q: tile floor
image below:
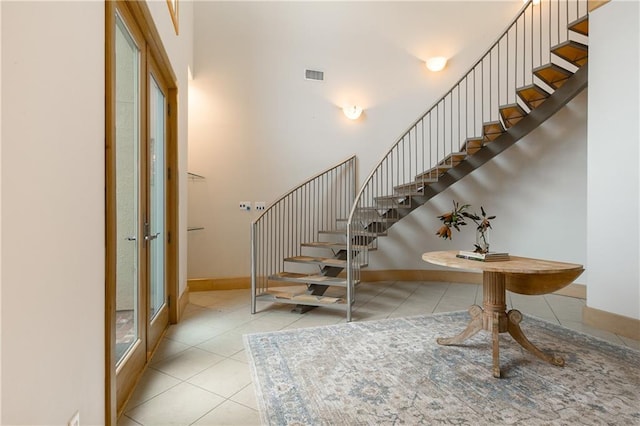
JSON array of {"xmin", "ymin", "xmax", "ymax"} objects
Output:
[{"xmin": 118, "ymin": 281, "xmax": 639, "ymax": 426}]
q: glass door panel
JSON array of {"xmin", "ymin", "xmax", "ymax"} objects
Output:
[
  {"xmin": 114, "ymin": 14, "xmax": 140, "ymax": 366},
  {"xmin": 148, "ymin": 75, "xmax": 166, "ymax": 321}
]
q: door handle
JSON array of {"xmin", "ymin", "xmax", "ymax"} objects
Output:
[{"xmin": 145, "ymin": 232, "xmax": 160, "ymax": 241}]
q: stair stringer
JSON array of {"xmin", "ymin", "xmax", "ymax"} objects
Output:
[{"xmin": 416, "ymin": 64, "xmax": 588, "ymax": 206}]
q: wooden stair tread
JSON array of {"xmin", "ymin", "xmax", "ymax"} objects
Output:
[
  {"xmin": 284, "ymin": 255, "xmax": 347, "ymax": 267},
  {"xmin": 374, "ymin": 196, "xmax": 411, "ymax": 209},
  {"xmin": 301, "ymin": 241, "xmax": 374, "ymax": 250},
  {"xmin": 337, "ymin": 216, "xmax": 397, "ymax": 224},
  {"xmin": 569, "ymin": 15, "xmax": 588, "ymax": 36},
  {"xmin": 258, "ymin": 289, "xmax": 346, "ymax": 305},
  {"xmin": 394, "ymin": 180, "xmax": 434, "ymax": 194},
  {"xmin": 552, "ymin": 40, "xmax": 588, "ymax": 67},
  {"xmin": 440, "ymin": 152, "xmax": 467, "ymax": 167},
  {"xmin": 319, "ymin": 229, "xmax": 385, "ymax": 237},
  {"xmin": 269, "ymin": 272, "xmax": 348, "ymax": 286},
  {"xmin": 415, "ymin": 165, "xmax": 451, "ymax": 180},
  {"xmin": 517, "ymin": 84, "xmax": 550, "ymax": 110},
  {"xmin": 499, "ymin": 103, "xmax": 527, "ymax": 128},
  {"xmin": 460, "ymin": 138, "xmax": 484, "ymax": 155},
  {"xmin": 483, "ymin": 121, "xmax": 505, "ymax": 142},
  {"xmin": 534, "ymin": 63, "xmax": 573, "ymax": 89}
]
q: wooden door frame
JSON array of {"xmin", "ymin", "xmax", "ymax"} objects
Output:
[{"xmin": 105, "ymin": 1, "xmax": 179, "ymax": 424}]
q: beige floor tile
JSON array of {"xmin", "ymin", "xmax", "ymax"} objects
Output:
[
  {"xmin": 117, "ymin": 415, "xmax": 141, "ymax": 426},
  {"xmin": 544, "ymin": 294, "xmax": 585, "ymax": 321},
  {"xmin": 121, "ymin": 283, "xmax": 638, "ymax": 425},
  {"xmin": 280, "ymin": 308, "xmax": 346, "ymax": 329},
  {"xmin": 619, "ymin": 335, "xmax": 640, "ymax": 350},
  {"xmin": 151, "ymin": 347, "xmax": 225, "ymax": 380},
  {"xmin": 229, "ymin": 384, "xmax": 258, "ymax": 410},
  {"xmin": 188, "ymin": 358, "xmax": 253, "ymax": 398},
  {"xmin": 230, "ymin": 348, "xmax": 249, "ymax": 364},
  {"xmin": 192, "ymin": 400, "xmax": 261, "ymax": 426},
  {"xmin": 124, "ymin": 369, "xmax": 181, "ymax": 410},
  {"xmin": 163, "ymin": 322, "xmax": 223, "ymax": 347},
  {"xmin": 560, "ymin": 320, "xmax": 626, "ymax": 345},
  {"xmin": 125, "ymin": 382, "xmax": 224, "ymax": 426},
  {"xmin": 197, "ymin": 331, "xmax": 246, "ymax": 357},
  {"xmin": 149, "ymin": 338, "xmax": 190, "ymax": 365},
  {"xmin": 190, "ymin": 292, "xmax": 223, "ymax": 308}
]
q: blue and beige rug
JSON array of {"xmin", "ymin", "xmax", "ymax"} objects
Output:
[{"xmin": 244, "ymin": 311, "xmax": 640, "ymax": 425}]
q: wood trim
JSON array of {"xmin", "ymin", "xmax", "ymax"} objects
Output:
[
  {"xmin": 166, "ymin": 0, "xmax": 179, "ymax": 35},
  {"xmin": 188, "ymin": 277, "xmax": 251, "ymax": 292},
  {"xmin": 115, "ymin": 340, "xmax": 145, "ymax": 416},
  {"xmin": 127, "ymin": 1, "xmax": 177, "ymax": 86},
  {"xmin": 583, "ymin": 305, "xmax": 640, "ymax": 341},
  {"xmin": 104, "ymin": 3, "xmax": 116, "ymax": 423},
  {"xmin": 588, "ymin": 0, "xmax": 610, "ymax": 12},
  {"xmin": 178, "ymin": 285, "xmax": 190, "ymax": 321},
  {"xmin": 167, "ymin": 86, "xmax": 179, "ymax": 325},
  {"xmin": 189, "ymin": 270, "xmax": 586, "ymax": 300}
]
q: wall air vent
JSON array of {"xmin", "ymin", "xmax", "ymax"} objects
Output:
[{"xmin": 305, "ymin": 69, "xmax": 324, "ymax": 81}]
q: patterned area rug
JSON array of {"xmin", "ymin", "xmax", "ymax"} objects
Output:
[{"xmin": 244, "ymin": 311, "xmax": 640, "ymax": 425}]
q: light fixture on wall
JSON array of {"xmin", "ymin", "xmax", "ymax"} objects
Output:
[
  {"xmin": 343, "ymin": 105, "xmax": 363, "ymax": 120},
  {"xmin": 425, "ymin": 56, "xmax": 448, "ymax": 72}
]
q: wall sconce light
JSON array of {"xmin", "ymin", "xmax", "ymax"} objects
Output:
[
  {"xmin": 343, "ymin": 105, "xmax": 363, "ymax": 120},
  {"xmin": 425, "ymin": 56, "xmax": 448, "ymax": 72}
]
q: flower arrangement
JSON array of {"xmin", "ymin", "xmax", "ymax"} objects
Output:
[
  {"xmin": 436, "ymin": 200, "xmax": 496, "ymax": 253},
  {"xmin": 436, "ymin": 201, "xmax": 470, "ymax": 240}
]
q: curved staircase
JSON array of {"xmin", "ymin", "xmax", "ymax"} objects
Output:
[{"xmin": 251, "ymin": 0, "xmax": 589, "ymax": 321}]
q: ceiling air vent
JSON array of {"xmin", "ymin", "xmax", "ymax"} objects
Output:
[{"xmin": 305, "ymin": 69, "xmax": 324, "ymax": 81}]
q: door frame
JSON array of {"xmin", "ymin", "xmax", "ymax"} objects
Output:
[{"xmin": 105, "ymin": 1, "xmax": 179, "ymax": 423}]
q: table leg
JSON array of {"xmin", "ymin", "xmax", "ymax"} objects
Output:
[
  {"xmin": 436, "ymin": 305, "xmax": 483, "ymax": 345},
  {"xmin": 491, "ymin": 311, "xmax": 501, "ymax": 378},
  {"xmin": 507, "ymin": 309, "xmax": 565, "ymax": 367}
]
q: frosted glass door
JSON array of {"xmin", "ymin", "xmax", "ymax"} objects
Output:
[
  {"xmin": 148, "ymin": 76, "xmax": 166, "ymax": 321},
  {"xmin": 114, "ymin": 14, "xmax": 140, "ymax": 366}
]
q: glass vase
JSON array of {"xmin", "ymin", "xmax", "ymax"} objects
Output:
[{"xmin": 476, "ymin": 228, "xmax": 490, "ymax": 253}]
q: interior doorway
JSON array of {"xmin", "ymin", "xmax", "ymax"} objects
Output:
[{"xmin": 105, "ymin": 1, "xmax": 179, "ymax": 423}]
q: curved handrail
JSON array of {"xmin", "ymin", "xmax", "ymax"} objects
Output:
[
  {"xmin": 252, "ymin": 155, "xmax": 356, "ymax": 225},
  {"xmin": 346, "ymin": 0, "xmax": 589, "ymax": 290}
]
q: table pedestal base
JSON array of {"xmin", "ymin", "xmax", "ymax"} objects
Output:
[{"xmin": 437, "ymin": 271, "xmax": 565, "ymax": 378}]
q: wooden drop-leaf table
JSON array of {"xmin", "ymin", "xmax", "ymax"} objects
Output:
[{"xmin": 422, "ymin": 250, "xmax": 584, "ymax": 378}]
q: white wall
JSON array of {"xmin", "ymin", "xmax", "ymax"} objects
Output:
[
  {"xmin": 587, "ymin": 0, "xmax": 640, "ymax": 320},
  {"xmin": 0, "ymin": 1, "xmax": 194, "ymax": 423},
  {"xmin": 1, "ymin": 2, "xmax": 105, "ymax": 424},
  {"xmin": 187, "ymin": 1, "xmax": 524, "ymax": 279}
]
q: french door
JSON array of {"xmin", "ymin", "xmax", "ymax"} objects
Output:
[{"xmin": 106, "ymin": 2, "xmax": 177, "ymax": 422}]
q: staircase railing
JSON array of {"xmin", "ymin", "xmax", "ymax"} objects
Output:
[
  {"xmin": 346, "ymin": 0, "xmax": 588, "ymax": 291},
  {"xmin": 251, "ymin": 155, "xmax": 357, "ymax": 314}
]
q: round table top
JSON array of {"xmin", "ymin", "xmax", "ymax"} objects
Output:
[{"xmin": 422, "ymin": 250, "xmax": 584, "ymax": 275}]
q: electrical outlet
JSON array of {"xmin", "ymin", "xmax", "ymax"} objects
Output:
[
  {"xmin": 68, "ymin": 411, "xmax": 80, "ymax": 426},
  {"xmin": 239, "ymin": 201, "xmax": 251, "ymax": 211},
  {"xmin": 255, "ymin": 201, "xmax": 266, "ymax": 211}
]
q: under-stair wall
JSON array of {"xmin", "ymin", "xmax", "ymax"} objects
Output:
[{"xmin": 188, "ymin": 1, "xmax": 524, "ymax": 280}]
